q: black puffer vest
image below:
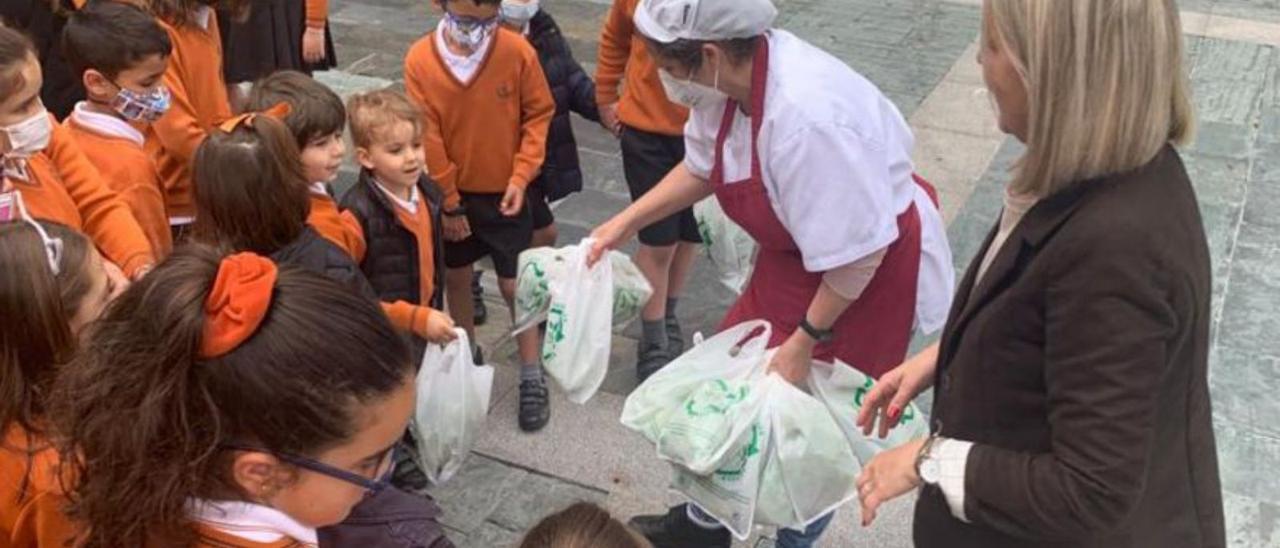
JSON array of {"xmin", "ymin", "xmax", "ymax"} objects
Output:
[
  {"xmin": 340, "ymin": 170, "xmax": 446, "ymax": 310},
  {"xmin": 527, "ymin": 9, "xmax": 600, "ymax": 201}
]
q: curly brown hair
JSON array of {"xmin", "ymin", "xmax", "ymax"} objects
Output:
[{"xmin": 50, "ymin": 245, "xmax": 412, "ymax": 547}]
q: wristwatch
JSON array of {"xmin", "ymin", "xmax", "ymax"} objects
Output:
[
  {"xmin": 799, "ymin": 318, "xmax": 834, "ymax": 343},
  {"xmin": 915, "ymin": 434, "xmax": 943, "ymax": 485}
]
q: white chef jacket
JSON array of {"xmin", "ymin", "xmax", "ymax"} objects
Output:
[{"xmin": 683, "ymin": 29, "xmax": 955, "ymax": 334}]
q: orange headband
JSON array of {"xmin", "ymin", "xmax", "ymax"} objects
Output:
[
  {"xmin": 199, "ymin": 253, "xmax": 278, "ymax": 359},
  {"xmin": 217, "ymin": 102, "xmax": 293, "ymax": 133}
]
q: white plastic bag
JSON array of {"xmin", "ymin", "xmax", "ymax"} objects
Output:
[
  {"xmin": 671, "ymin": 414, "xmax": 771, "ymax": 539},
  {"xmin": 514, "ymin": 247, "xmax": 652, "ymax": 336},
  {"xmin": 808, "ymin": 360, "xmax": 929, "ymax": 464},
  {"xmin": 754, "ymin": 377, "xmax": 859, "ymax": 529},
  {"xmin": 694, "ymin": 197, "xmax": 757, "ymax": 294},
  {"xmin": 412, "ymin": 329, "xmax": 494, "ymax": 485},
  {"xmin": 541, "ymin": 239, "xmax": 614, "ymax": 404},
  {"xmin": 621, "ymin": 321, "xmax": 773, "ymax": 443}
]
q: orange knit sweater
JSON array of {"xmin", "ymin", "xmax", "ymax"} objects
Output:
[
  {"xmin": 11, "ymin": 119, "xmax": 156, "ymax": 276},
  {"xmin": 65, "ymin": 115, "xmax": 173, "ymax": 258},
  {"xmin": 307, "ymin": 191, "xmax": 366, "ymax": 262},
  {"xmin": 594, "ymin": 0, "xmax": 689, "ymax": 136},
  {"xmin": 147, "ymin": 14, "xmax": 232, "ymax": 220},
  {"xmin": 403, "ymin": 28, "xmax": 555, "ymax": 210}
]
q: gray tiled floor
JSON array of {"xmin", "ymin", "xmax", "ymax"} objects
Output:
[{"xmin": 318, "ymin": 0, "xmax": 1280, "ymax": 545}]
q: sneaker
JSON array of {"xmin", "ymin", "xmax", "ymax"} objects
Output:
[
  {"xmin": 518, "ymin": 376, "xmax": 550, "ymax": 432},
  {"xmin": 636, "ymin": 341, "xmax": 674, "ymax": 383},
  {"xmin": 665, "ymin": 315, "xmax": 685, "ymax": 357},
  {"xmin": 628, "ymin": 505, "xmax": 730, "ymax": 548},
  {"xmin": 472, "ymin": 271, "xmax": 488, "ymax": 326}
]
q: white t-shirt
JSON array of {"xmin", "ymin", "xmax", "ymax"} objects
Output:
[{"xmin": 683, "ymin": 29, "xmax": 955, "ymax": 334}]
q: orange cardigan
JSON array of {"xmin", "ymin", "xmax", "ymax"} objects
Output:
[
  {"xmin": 403, "ymin": 28, "xmax": 555, "ymax": 210},
  {"xmin": 308, "ymin": 191, "xmax": 367, "ymax": 262},
  {"xmin": 148, "ymin": 14, "xmax": 232, "ymax": 220},
  {"xmin": 11, "ymin": 119, "xmax": 156, "ymax": 276},
  {"xmin": 594, "ymin": 0, "xmax": 688, "ymax": 136},
  {"xmin": 305, "ymin": 0, "xmax": 327, "ymax": 29},
  {"xmin": 65, "ymin": 115, "xmax": 174, "ymax": 258}
]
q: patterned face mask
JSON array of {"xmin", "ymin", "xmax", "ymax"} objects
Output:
[
  {"xmin": 445, "ymin": 12, "xmax": 498, "ymax": 51},
  {"xmin": 111, "ymin": 84, "xmax": 172, "ymax": 123}
]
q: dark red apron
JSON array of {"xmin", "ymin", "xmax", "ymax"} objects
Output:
[{"xmin": 712, "ymin": 38, "xmax": 932, "ymax": 379}]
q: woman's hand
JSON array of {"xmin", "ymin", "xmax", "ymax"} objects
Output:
[
  {"xmin": 856, "ymin": 343, "xmax": 938, "ymax": 439},
  {"xmin": 587, "ymin": 212, "xmax": 636, "ymax": 266},
  {"xmin": 302, "ymin": 27, "xmax": 327, "ymax": 64},
  {"xmin": 767, "ymin": 331, "xmax": 815, "ymax": 385},
  {"xmin": 857, "ymin": 437, "xmax": 926, "ymax": 527}
]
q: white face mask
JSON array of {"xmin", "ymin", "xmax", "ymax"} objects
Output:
[
  {"xmin": 2, "ymin": 108, "xmax": 53, "ymax": 157},
  {"xmin": 658, "ymin": 56, "xmax": 726, "ymax": 109},
  {"xmin": 500, "ymin": 0, "xmax": 539, "ymax": 26}
]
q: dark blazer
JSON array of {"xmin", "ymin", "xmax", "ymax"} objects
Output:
[
  {"xmin": 916, "ymin": 146, "xmax": 1225, "ymax": 548},
  {"xmin": 527, "ymin": 9, "xmax": 600, "ymax": 201}
]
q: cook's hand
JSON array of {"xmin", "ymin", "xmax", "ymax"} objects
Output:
[
  {"xmin": 599, "ymin": 102, "xmax": 622, "ymax": 136},
  {"xmin": 857, "ymin": 437, "xmax": 926, "ymax": 527},
  {"xmin": 500, "ymin": 183, "xmax": 525, "ymax": 217},
  {"xmin": 302, "ymin": 27, "xmax": 327, "ymax": 64},
  {"xmin": 587, "ymin": 212, "xmax": 635, "ymax": 266},
  {"xmin": 443, "ymin": 215, "xmax": 471, "ymax": 242},
  {"xmin": 856, "ymin": 350, "xmax": 937, "ymax": 439},
  {"xmin": 766, "ymin": 332, "xmax": 815, "ymax": 385}
]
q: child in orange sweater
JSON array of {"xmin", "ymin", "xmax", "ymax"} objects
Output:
[
  {"xmin": 405, "ymin": 0, "xmax": 555, "ymax": 433},
  {"xmin": 244, "ymin": 70, "xmax": 365, "ymax": 261},
  {"xmin": 143, "ymin": 0, "xmax": 240, "ymax": 237},
  {"xmin": 0, "ymin": 23, "xmax": 156, "ymax": 279},
  {"xmin": 61, "ymin": 0, "xmax": 174, "ymax": 258},
  {"xmin": 2, "ymin": 220, "xmax": 120, "ymax": 547},
  {"xmin": 595, "ymin": 0, "xmax": 697, "ymax": 380}
]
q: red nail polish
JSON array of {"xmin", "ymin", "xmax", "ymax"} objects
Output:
[{"xmin": 888, "ymin": 406, "xmax": 901, "ymax": 420}]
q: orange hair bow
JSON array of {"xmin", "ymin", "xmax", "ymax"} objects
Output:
[
  {"xmin": 199, "ymin": 253, "xmax": 279, "ymax": 359},
  {"xmin": 217, "ymin": 102, "xmax": 293, "ymax": 133}
]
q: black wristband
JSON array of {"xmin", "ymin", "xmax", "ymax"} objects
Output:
[{"xmin": 799, "ymin": 318, "xmax": 834, "ymax": 343}]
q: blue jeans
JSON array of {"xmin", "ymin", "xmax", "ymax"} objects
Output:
[
  {"xmin": 689, "ymin": 505, "xmax": 834, "ymax": 548},
  {"xmin": 776, "ymin": 512, "xmax": 834, "ymax": 548}
]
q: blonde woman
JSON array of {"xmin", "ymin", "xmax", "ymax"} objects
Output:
[{"xmin": 854, "ymin": 1, "xmax": 1226, "ymax": 546}]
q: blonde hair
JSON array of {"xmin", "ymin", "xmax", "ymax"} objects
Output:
[
  {"xmin": 346, "ymin": 89, "xmax": 424, "ymax": 149},
  {"xmin": 985, "ymin": 0, "xmax": 1195, "ymax": 196}
]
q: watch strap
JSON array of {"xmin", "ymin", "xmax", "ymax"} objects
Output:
[{"xmin": 799, "ymin": 318, "xmax": 834, "ymax": 343}]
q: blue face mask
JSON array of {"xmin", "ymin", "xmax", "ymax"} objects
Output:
[
  {"xmin": 499, "ymin": 0, "xmax": 539, "ymax": 27},
  {"xmin": 111, "ymin": 84, "xmax": 172, "ymax": 123},
  {"xmin": 445, "ymin": 12, "xmax": 498, "ymax": 51}
]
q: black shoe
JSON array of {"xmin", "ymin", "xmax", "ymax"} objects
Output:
[
  {"xmin": 636, "ymin": 341, "xmax": 674, "ymax": 383},
  {"xmin": 472, "ymin": 346, "xmax": 485, "ymax": 366},
  {"xmin": 665, "ymin": 315, "xmax": 685, "ymax": 357},
  {"xmin": 628, "ymin": 505, "xmax": 730, "ymax": 548},
  {"xmin": 518, "ymin": 376, "xmax": 550, "ymax": 432},
  {"xmin": 389, "ymin": 442, "xmax": 430, "ymax": 493},
  {"xmin": 472, "ymin": 271, "xmax": 488, "ymax": 326}
]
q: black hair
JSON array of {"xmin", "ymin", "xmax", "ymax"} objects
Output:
[
  {"xmin": 62, "ymin": 0, "xmax": 172, "ymax": 81},
  {"xmin": 646, "ymin": 36, "xmax": 761, "ymax": 72}
]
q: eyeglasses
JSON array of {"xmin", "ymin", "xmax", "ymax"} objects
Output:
[
  {"xmin": 221, "ymin": 442, "xmax": 394, "ymax": 496},
  {"xmin": 0, "ymin": 190, "xmax": 64, "ymax": 275}
]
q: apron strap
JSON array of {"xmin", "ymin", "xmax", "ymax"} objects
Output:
[{"xmin": 711, "ymin": 36, "xmax": 772, "ymax": 186}]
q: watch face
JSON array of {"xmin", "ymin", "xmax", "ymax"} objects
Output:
[{"xmin": 921, "ymin": 459, "xmax": 942, "ymax": 484}]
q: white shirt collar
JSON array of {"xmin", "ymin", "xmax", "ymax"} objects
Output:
[
  {"xmin": 374, "ymin": 177, "xmax": 420, "ymax": 214},
  {"xmin": 187, "ymin": 499, "xmax": 319, "ymax": 546},
  {"xmin": 434, "ymin": 19, "xmax": 494, "ymax": 83},
  {"xmin": 309, "ymin": 182, "xmax": 330, "ymax": 196},
  {"xmin": 194, "ymin": 6, "xmax": 214, "ymax": 30},
  {"xmin": 69, "ymin": 102, "xmax": 145, "ymax": 146}
]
